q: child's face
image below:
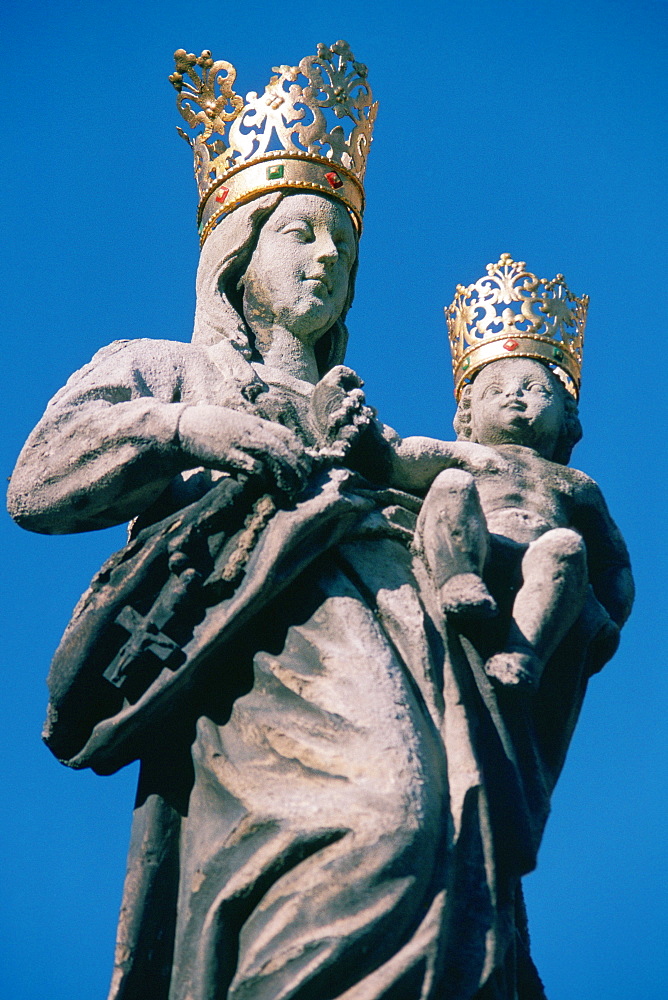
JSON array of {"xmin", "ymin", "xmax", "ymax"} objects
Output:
[{"xmin": 469, "ymin": 359, "xmax": 565, "ymax": 458}]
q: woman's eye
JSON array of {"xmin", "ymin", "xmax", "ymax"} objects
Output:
[
  {"xmin": 281, "ymin": 225, "xmax": 312, "ymax": 241},
  {"xmin": 483, "ymin": 385, "xmax": 502, "ymax": 396}
]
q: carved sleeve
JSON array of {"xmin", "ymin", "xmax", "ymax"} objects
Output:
[{"xmin": 7, "ymin": 340, "xmax": 195, "ymax": 534}]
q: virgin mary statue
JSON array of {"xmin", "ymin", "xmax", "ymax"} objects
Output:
[{"xmin": 7, "ymin": 41, "xmax": 628, "ymax": 1000}]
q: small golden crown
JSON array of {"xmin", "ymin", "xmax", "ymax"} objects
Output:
[
  {"xmin": 445, "ymin": 253, "xmax": 588, "ymax": 401},
  {"xmin": 169, "ymin": 40, "xmax": 377, "ymax": 246}
]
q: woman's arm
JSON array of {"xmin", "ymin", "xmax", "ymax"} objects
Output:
[
  {"xmin": 8, "ymin": 340, "xmax": 309, "ymax": 534},
  {"xmin": 571, "ymin": 476, "xmax": 635, "ymax": 627},
  {"xmin": 8, "ymin": 393, "xmax": 192, "ymax": 533}
]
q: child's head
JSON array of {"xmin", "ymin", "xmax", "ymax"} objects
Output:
[{"xmin": 453, "ymin": 358, "xmax": 582, "ymax": 463}]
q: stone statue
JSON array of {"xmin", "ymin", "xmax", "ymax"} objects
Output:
[{"xmin": 7, "ymin": 42, "xmax": 633, "ymax": 1000}]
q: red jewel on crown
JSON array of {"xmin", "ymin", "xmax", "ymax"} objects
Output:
[
  {"xmin": 324, "ymin": 171, "xmax": 343, "ymax": 190},
  {"xmin": 503, "ymin": 339, "xmax": 519, "ymax": 351},
  {"xmin": 215, "ymin": 187, "xmax": 229, "ymax": 204}
]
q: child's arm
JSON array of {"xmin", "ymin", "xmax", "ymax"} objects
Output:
[
  {"xmin": 307, "ymin": 370, "xmax": 481, "ymax": 492},
  {"xmin": 381, "ymin": 425, "xmax": 477, "ymax": 492},
  {"xmin": 572, "ymin": 476, "xmax": 634, "ymax": 627}
]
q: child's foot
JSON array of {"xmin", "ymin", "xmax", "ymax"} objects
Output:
[
  {"xmin": 440, "ymin": 573, "xmax": 498, "ymax": 621},
  {"xmin": 484, "ymin": 651, "xmax": 542, "ymax": 691}
]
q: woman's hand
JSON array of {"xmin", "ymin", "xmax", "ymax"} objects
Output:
[
  {"xmin": 178, "ymin": 405, "xmax": 312, "ymax": 495},
  {"xmin": 310, "ymin": 365, "xmax": 375, "ymax": 459}
]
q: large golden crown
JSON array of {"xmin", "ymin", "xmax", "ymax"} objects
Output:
[
  {"xmin": 446, "ymin": 253, "xmax": 588, "ymax": 401},
  {"xmin": 170, "ymin": 40, "xmax": 377, "ymax": 246}
]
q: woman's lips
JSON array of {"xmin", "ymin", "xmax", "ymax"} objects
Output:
[{"xmin": 305, "ymin": 275, "xmax": 332, "ymax": 293}]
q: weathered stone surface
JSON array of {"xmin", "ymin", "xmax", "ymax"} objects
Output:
[{"xmin": 8, "ymin": 191, "xmax": 633, "ymax": 999}]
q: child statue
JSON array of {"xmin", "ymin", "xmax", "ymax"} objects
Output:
[{"xmin": 384, "ymin": 253, "xmax": 634, "ymax": 690}]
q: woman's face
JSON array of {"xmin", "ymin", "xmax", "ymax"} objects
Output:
[{"xmin": 241, "ymin": 193, "xmax": 357, "ymax": 344}]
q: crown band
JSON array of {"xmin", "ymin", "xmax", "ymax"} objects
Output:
[
  {"xmin": 454, "ymin": 333, "xmax": 581, "ymax": 401},
  {"xmin": 198, "ymin": 153, "xmax": 364, "ymax": 246}
]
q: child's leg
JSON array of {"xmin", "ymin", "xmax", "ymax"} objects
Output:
[
  {"xmin": 485, "ymin": 528, "xmax": 588, "ymax": 689},
  {"xmin": 415, "ymin": 469, "xmax": 497, "ymax": 620}
]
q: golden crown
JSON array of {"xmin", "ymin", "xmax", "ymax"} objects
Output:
[
  {"xmin": 169, "ymin": 40, "xmax": 377, "ymax": 246},
  {"xmin": 445, "ymin": 253, "xmax": 588, "ymax": 401}
]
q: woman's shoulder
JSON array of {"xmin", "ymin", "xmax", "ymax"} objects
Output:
[
  {"xmin": 85, "ymin": 336, "xmax": 207, "ymax": 370},
  {"xmin": 51, "ymin": 337, "xmax": 259, "ymax": 409},
  {"xmin": 55, "ymin": 338, "xmax": 200, "ymax": 384}
]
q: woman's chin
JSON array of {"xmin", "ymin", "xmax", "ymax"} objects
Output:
[{"xmin": 287, "ymin": 307, "xmax": 337, "ymax": 343}]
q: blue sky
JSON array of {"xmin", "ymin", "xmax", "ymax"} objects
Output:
[{"xmin": 2, "ymin": 1, "xmax": 667, "ymax": 997}]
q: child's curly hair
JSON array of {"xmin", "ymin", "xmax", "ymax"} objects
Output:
[{"xmin": 453, "ymin": 370, "xmax": 583, "ymax": 465}]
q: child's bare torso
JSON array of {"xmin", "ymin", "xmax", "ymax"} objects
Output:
[{"xmin": 450, "ymin": 440, "xmax": 589, "ymax": 544}]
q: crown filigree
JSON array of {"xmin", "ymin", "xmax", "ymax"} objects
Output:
[
  {"xmin": 169, "ymin": 40, "xmax": 377, "ymax": 246},
  {"xmin": 445, "ymin": 253, "xmax": 588, "ymax": 400}
]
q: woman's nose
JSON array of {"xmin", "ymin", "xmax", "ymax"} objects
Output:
[{"xmin": 315, "ymin": 235, "xmax": 339, "ymax": 263}]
